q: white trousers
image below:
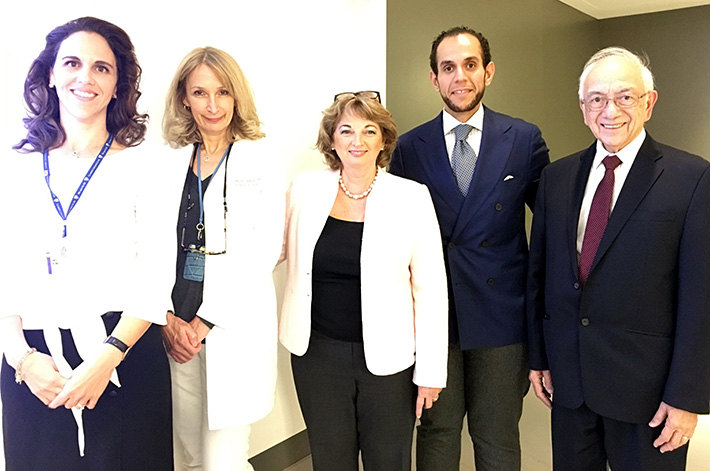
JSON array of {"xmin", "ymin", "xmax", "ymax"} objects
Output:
[{"xmin": 169, "ymin": 348, "xmax": 254, "ymax": 471}]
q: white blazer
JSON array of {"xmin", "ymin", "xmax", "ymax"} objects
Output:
[
  {"xmin": 163, "ymin": 140, "xmax": 284, "ymax": 429},
  {"xmin": 279, "ymin": 169, "xmax": 448, "ymax": 387}
]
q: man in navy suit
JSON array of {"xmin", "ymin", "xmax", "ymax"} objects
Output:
[
  {"xmin": 527, "ymin": 47, "xmax": 710, "ymax": 471},
  {"xmin": 390, "ymin": 26, "xmax": 549, "ymax": 471}
]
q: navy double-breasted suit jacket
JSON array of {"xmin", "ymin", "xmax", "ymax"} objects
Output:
[
  {"xmin": 390, "ymin": 107, "xmax": 549, "ymax": 349},
  {"xmin": 527, "ymin": 134, "xmax": 710, "ymax": 423}
]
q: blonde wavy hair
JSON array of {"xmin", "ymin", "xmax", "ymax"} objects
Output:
[{"xmin": 162, "ymin": 46, "xmax": 264, "ymax": 147}]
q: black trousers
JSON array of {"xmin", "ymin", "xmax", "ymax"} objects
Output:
[
  {"xmin": 291, "ymin": 330, "xmax": 417, "ymax": 471},
  {"xmin": 552, "ymin": 402, "xmax": 689, "ymax": 471},
  {"xmin": 1, "ymin": 312, "xmax": 173, "ymax": 471}
]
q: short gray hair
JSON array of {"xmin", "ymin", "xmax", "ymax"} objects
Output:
[{"xmin": 578, "ymin": 47, "xmax": 655, "ymax": 100}]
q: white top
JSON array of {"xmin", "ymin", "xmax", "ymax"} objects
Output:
[
  {"xmin": 442, "ymin": 105, "xmax": 485, "ymax": 163},
  {"xmin": 2, "ymin": 143, "xmax": 177, "ymax": 454},
  {"xmin": 576, "ymin": 129, "xmax": 646, "ymax": 257},
  {"xmin": 3, "ymin": 144, "xmax": 175, "ymax": 341}
]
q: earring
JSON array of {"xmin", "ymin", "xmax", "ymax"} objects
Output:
[
  {"xmin": 184, "ymin": 104, "xmax": 191, "ymax": 111},
  {"xmin": 112, "ymin": 93, "xmax": 117, "ymax": 99}
]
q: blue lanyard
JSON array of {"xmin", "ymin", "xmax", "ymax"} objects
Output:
[
  {"xmin": 195, "ymin": 143, "xmax": 231, "ymax": 237},
  {"xmin": 43, "ymin": 134, "xmax": 114, "ymax": 237}
]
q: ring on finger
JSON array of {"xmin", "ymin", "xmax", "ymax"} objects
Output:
[{"xmin": 74, "ymin": 404, "xmax": 85, "ymax": 410}]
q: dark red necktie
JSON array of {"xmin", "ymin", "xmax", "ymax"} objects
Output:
[{"xmin": 579, "ymin": 155, "xmax": 622, "ymax": 286}]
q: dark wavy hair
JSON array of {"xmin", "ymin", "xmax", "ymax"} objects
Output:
[
  {"xmin": 14, "ymin": 17, "xmax": 147, "ymax": 153},
  {"xmin": 430, "ymin": 26, "xmax": 491, "ymax": 75}
]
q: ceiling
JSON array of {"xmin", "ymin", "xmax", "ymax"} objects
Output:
[{"xmin": 557, "ymin": 0, "xmax": 710, "ymax": 19}]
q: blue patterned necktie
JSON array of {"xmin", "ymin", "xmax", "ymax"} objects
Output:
[{"xmin": 451, "ymin": 124, "xmax": 477, "ymax": 196}]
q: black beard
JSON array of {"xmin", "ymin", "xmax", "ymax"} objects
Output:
[{"xmin": 441, "ymin": 88, "xmax": 485, "ymax": 114}]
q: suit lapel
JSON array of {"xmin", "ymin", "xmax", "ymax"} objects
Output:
[
  {"xmin": 590, "ymin": 136, "xmax": 663, "ymax": 274},
  {"xmin": 414, "ymin": 113, "xmax": 464, "ymax": 213},
  {"xmin": 451, "ymin": 109, "xmax": 514, "ymax": 238},
  {"xmin": 468, "ymin": 110, "xmax": 512, "ymax": 205},
  {"xmin": 569, "ymin": 144, "xmax": 596, "ymax": 281}
]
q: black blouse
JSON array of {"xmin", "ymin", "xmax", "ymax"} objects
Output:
[
  {"xmin": 311, "ymin": 216, "xmax": 364, "ymax": 342},
  {"xmin": 171, "ymin": 167, "xmax": 212, "ymax": 323}
]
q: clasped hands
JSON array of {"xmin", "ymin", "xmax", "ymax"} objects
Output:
[
  {"xmin": 529, "ymin": 370, "xmax": 698, "ymax": 453},
  {"xmin": 161, "ymin": 310, "xmax": 210, "ymax": 364},
  {"xmin": 20, "ymin": 342, "xmax": 123, "ymax": 410}
]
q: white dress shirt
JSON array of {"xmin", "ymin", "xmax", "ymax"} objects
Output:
[{"xmin": 442, "ymin": 106, "xmax": 485, "ymax": 164}]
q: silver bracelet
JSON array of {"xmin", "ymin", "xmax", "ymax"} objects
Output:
[{"xmin": 14, "ymin": 347, "xmax": 38, "ymax": 384}]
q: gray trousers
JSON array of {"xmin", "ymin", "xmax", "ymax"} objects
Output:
[{"xmin": 417, "ymin": 343, "xmax": 530, "ymax": 471}]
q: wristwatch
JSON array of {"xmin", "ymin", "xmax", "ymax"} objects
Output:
[{"xmin": 104, "ymin": 336, "xmax": 131, "ymax": 359}]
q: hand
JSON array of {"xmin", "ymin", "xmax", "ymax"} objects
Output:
[
  {"xmin": 161, "ymin": 311, "xmax": 201, "ymax": 363},
  {"xmin": 529, "ymin": 369, "xmax": 554, "ymax": 409},
  {"xmin": 649, "ymin": 401, "xmax": 698, "ymax": 453},
  {"xmin": 48, "ymin": 344, "xmax": 122, "ymax": 410},
  {"xmin": 188, "ymin": 316, "xmax": 211, "ymax": 344},
  {"xmin": 17, "ymin": 351, "xmax": 67, "ymax": 406},
  {"xmin": 416, "ymin": 386, "xmax": 442, "ymax": 418}
]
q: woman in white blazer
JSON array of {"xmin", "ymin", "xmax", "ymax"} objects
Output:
[
  {"xmin": 161, "ymin": 47, "xmax": 283, "ymax": 471},
  {"xmin": 280, "ymin": 91, "xmax": 448, "ymax": 471}
]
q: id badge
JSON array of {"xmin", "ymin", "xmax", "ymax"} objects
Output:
[
  {"xmin": 46, "ymin": 234, "xmax": 69, "ymax": 275},
  {"xmin": 183, "ymin": 251, "xmax": 205, "ymax": 282}
]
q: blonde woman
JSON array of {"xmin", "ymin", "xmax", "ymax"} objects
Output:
[{"xmin": 161, "ymin": 47, "xmax": 283, "ymax": 471}]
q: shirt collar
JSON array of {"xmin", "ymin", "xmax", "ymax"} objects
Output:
[
  {"xmin": 443, "ymin": 105, "xmax": 485, "ymax": 135},
  {"xmin": 593, "ymin": 128, "xmax": 646, "ymax": 169}
]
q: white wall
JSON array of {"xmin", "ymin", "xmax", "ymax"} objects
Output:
[{"xmin": 0, "ymin": 0, "xmax": 386, "ymax": 464}]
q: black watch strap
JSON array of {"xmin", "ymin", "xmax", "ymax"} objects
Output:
[{"xmin": 104, "ymin": 336, "xmax": 131, "ymax": 358}]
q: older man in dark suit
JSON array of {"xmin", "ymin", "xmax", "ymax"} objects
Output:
[
  {"xmin": 527, "ymin": 46, "xmax": 710, "ymax": 471},
  {"xmin": 390, "ymin": 26, "xmax": 549, "ymax": 471}
]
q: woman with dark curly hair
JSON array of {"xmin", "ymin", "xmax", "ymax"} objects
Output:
[{"xmin": 0, "ymin": 17, "xmax": 174, "ymax": 470}]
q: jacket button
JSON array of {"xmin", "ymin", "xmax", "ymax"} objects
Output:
[
  {"xmin": 580, "ymin": 317, "xmax": 590, "ymax": 326},
  {"xmin": 448, "ymin": 242, "xmax": 456, "ymax": 249},
  {"xmin": 481, "ymin": 240, "xmax": 489, "ymax": 247},
  {"xmin": 487, "ymin": 278, "xmax": 494, "ymax": 286},
  {"xmin": 495, "ymin": 203, "xmax": 503, "ymax": 211},
  {"xmin": 543, "ymin": 315, "xmax": 550, "ymax": 320},
  {"xmin": 574, "ymin": 282, "xmax": 580, "ymax": 290},
  {"xmin": 109, "ymin": 390, "xmax": 118, "ymax": 398}
]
